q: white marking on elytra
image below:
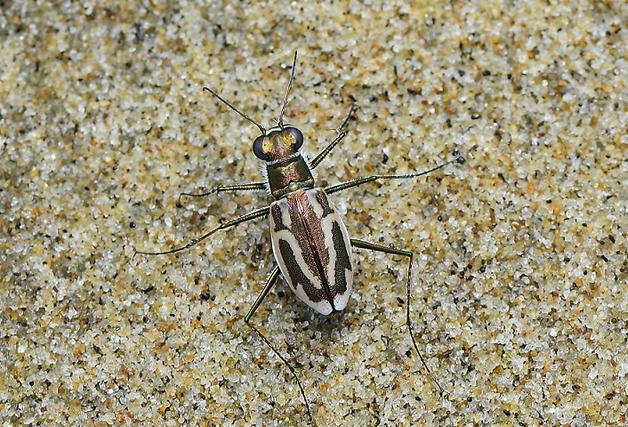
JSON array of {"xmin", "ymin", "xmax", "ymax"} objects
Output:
[
  {"xmin": 333, "ymin": 288, "xmax": 350, "ymax": 312},
  {"xmin": 279, "ymin": 200, "xmax": 292, "ymax": 228},
  {"xmin": 330, "ymin": 217, "xmax": 353, "ymax": 311},
  {"xmin": 307, "ymin": 190, "xmax": 324, "ymax": 218},
  {"xmin": 305, "ymin": 295, "xmax": 333, "ymax": 315},
  {"xmin": 323, "ymin": 221, "xmax": 340, "ymax": 291}
]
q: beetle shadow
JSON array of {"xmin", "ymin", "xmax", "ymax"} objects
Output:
[{"xmin": 278, "ymin": 285, "xmax": 351, "ymax": 342}]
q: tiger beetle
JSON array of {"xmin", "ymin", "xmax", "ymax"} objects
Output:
[{"xmin": 135, "ymin": 51, "xmax": 464, "ymax": 425}]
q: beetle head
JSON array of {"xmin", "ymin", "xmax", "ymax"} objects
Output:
[{"xmin": 253, "ymin": 127, "xmax": 304, "ymax": 162}]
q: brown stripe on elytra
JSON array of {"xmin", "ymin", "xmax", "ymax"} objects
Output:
[
  {"xmin": 270, "ymin": 203, "xmax": 288, "ymax": 232},
  {"xmin": 331, "ymin": 221, "xmax": 352, "ymax": 296},
  {"xmin": 278, "ymin": 239, "xmax": 327, "ymax": 303},
  {"xmin": 314, "ymin": 190, "xmax": 334, "ymax": 218},
  {"xmin": 286, "ymin": 192, "xmax": 334, "ymax": 304}
]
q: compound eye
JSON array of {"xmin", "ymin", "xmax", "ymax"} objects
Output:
[
  {"xmin": 253, "ymin": 135, "xmax": 271, "ymax": 161},
  {"xmin": 285, "ymin": 127, "xmax": 303, "ymax": 150}
]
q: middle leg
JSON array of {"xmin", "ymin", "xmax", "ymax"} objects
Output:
[
  {"xmin": 134, "ymin": 205, "xmax": 270, "ymax": 257},
  {"xmin": 350, "ymin": 238, "xmax": 444, "ymax": 394},
  {"xmin": 178, "ymin": 181, "xmax": 266, "ymax": 204}
]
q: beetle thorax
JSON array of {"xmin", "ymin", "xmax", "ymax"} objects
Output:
[{"xmin": 267, "ymin": 154, "xmax": 315, "ymax": 199}]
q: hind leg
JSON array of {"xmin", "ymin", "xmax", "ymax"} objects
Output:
[
  {"xmin": 350, "ymin": 238, "xmax": 444, "ymax": 395},
  {"xmin": 244, "ymin": 267, "xmax": 314, "ymax": 425}
]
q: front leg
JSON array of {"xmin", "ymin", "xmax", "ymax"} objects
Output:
[
  {"xmin": 350, "ymin": 238, "xmax": 444, "ymax": 395},
  {"xmin": 309, "ymin": 103, "xmax": 356, "ymax": 169}
]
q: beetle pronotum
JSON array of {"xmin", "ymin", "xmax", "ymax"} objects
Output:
[{"xmin": 135, "ymin": 52, "xmax": 464, "ymax": 425}]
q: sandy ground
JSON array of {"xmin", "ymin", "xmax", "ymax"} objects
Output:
[{"xmin": 1, "ymin": 1, "xmax": 626, "ymax": 426}]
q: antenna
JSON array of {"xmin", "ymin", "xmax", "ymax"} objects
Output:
[
  {"xmin": 203, "ymin": 87, "xmax": 266, "ymax": 135},
  {"xmin": 277, "ymin": 50, "xmax": 298, "ymax": 129}
]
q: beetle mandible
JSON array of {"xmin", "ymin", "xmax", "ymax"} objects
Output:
[{"xmin": 135, "ymin": 51, "xmax": 463, "ymax": 425}]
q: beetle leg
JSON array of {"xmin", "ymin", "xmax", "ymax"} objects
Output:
[
  {"xmin": 178, "ymin": 181, "xmax": 267, "ymax": 205},
  {"xmin": 309, "ymin": 103, "xmax": 356, "ymax": 169},
  {"xmin": 134, "ymin": 205, "xmax": 269, "ymax": 257},
  {"xmin": 350, "ymin": 238, "xmax": 445, "ymax": 395},
  {"xmin": 324, "ymin": 151, "xmax": 464, "ymax": 195},
  {"xmin": 245, "ymin": 269, "xmax": 314, "ymax": 426},
  {"xmin": 244, "ymin": 266, "xmax": 280, "ymax": 322}
]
